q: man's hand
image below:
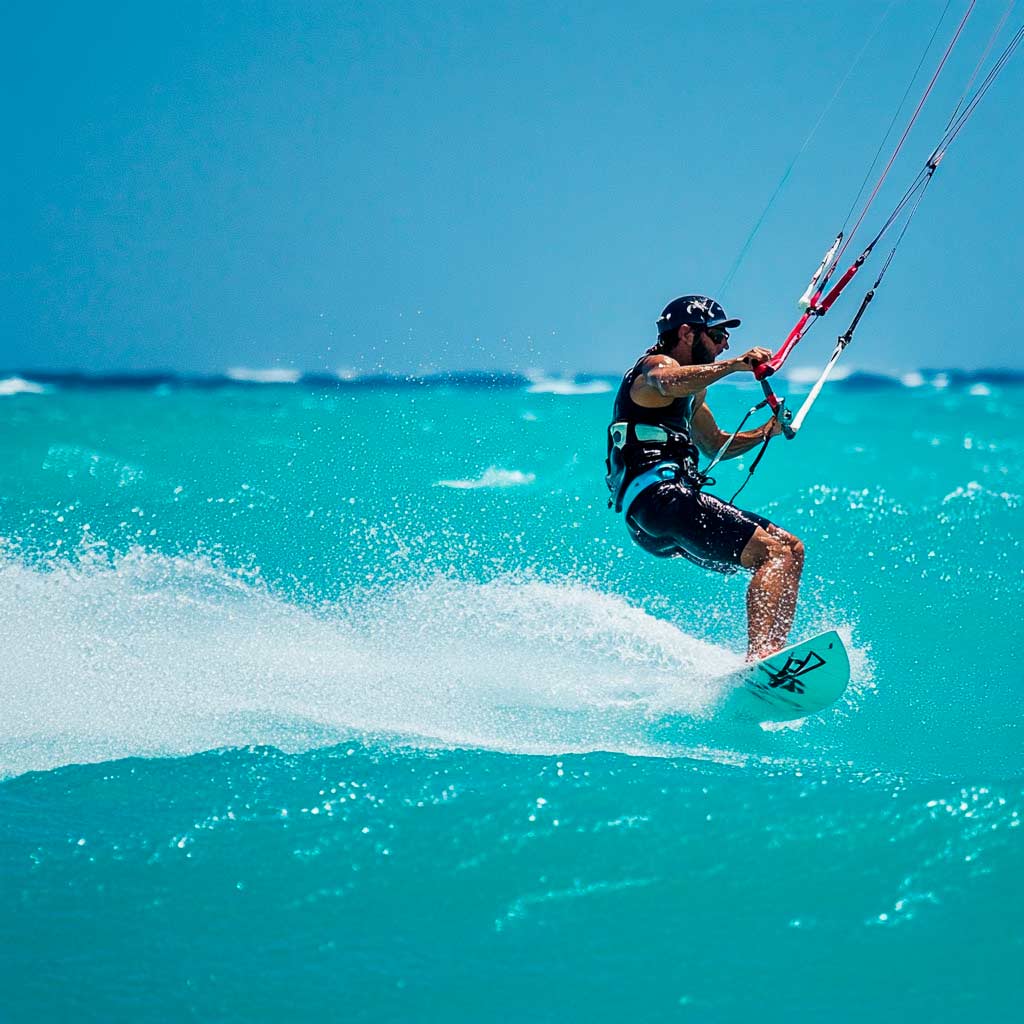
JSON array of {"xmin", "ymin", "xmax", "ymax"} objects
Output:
[
  {"xmin": 762, "ymin": 416, "xmax": 784, "ymax": 439},
  {"xmin": 733, "ymin": 347, "xmax": 773, "ymax": 371}
]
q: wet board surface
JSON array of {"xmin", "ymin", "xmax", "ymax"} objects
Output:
[{"xmin": 724, "ymin": 630, "xmax": 850, "ymax": 722}]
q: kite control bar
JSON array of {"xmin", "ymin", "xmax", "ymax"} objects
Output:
[
  {"xmin": 753, "ymin": 252, "xmax": 868, "ymax": 381},
  {"xmin": 758, "ymin": 380, "xmax": 795, "ymax": 439}
]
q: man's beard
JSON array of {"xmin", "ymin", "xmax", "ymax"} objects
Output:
[{"xmin": 692, "ymin": 335, "xmax": 717, "ymax": 365}]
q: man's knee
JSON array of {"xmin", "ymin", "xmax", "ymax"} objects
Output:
[
  {"xmin": 788, "ymin": 535, "xmax": 805, "ymax": 566},
  {"xmin": 741, "ymin": 526, "xmax": 783, "ymax": 568},
  {"xmin": 743, "ymin": 526, "xmax": 804, "ymax": 570},
  {"xmin": 768, "ymin": 525, "xmax": 803, "ymax": 558}
]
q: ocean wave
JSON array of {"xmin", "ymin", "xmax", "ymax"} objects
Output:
[
  {"xmin": 2, "ymin": 367, "xmax": 1020, "ymax": 392},
  {"xmin": 784, "ymin": 364, "xmax": 854, "ymax": 386},
  {"xmin": 225, "ymin": 367, "xmax": 302, "ymax": 384},
  {"xmin": 0, "ymin": 376, "xmax": 46, "ymax": 396},
  {"xmin": 526, "ymin": 377, "xmax": 613, "ymax": 395}
]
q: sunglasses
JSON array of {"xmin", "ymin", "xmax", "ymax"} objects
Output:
[{"xmin": 704, "ymin": 326, "xmax": 730, "ymax": 343}]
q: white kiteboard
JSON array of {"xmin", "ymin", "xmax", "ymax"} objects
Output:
[{"xmin": 724, "ymin": 630, "xmax": 850, "ymax": 722}]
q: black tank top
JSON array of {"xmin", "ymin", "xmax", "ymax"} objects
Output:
[{"xmin": 605, "ymin": 355, "xmax": 701, "ymax": 507}]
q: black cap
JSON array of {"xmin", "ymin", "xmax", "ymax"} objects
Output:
[{"xmin": 656, "ymin": 295, "xmax": 741, "ymax": 336}]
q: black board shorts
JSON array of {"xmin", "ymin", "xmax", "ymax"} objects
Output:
[{"xmin": 625, "ymin": 479, "xmax": 773, "ymax": 575}]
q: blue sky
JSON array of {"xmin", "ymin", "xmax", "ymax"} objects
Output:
[{"xmin": 3, "ymin": 1, "xmax": 1021, "ymax": 375}]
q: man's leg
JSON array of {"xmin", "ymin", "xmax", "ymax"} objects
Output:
[{"xmin": 739, "ymin": 526, "xmax": 805, "ymax": 661}]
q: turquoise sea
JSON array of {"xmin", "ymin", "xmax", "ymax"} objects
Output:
[{"xmin": 1, "ymin": 369, "xmax": 1022, "ymax": 1022}]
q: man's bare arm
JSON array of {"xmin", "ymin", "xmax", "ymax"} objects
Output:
[
  {"xmin": 690, "ymin": 399, "xmax": 781, "ymax": 459},
  {"xmin": 643, "ymin": 356, "xmax": 746, "ymax": 398},
  {"xmin": 636, "ymin": 346, "xmax": 775, "ymax": 403}
]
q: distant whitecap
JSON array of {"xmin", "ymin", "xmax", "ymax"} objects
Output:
[
  {"xmin": 226, "ymin": 367, "xmax": 301, "ymax": 384},
  {"xmin": 785, "ymin": 364, "xmax": 853, "ymax": 385},
  {"xmin": 526, "ymin": 378, "xmax": 612, "ymax": 395},
  {"xmin": 0, "ymin": 376, "xmax": 46, "ymax": 396},
  {"xmin": 437, "ymin": 467, "xmax": 536, "ymax": 489}
]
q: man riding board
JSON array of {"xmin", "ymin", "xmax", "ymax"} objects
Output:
[{"xmin": 606, "ymin": 295, "xmax": 803, "ymax": 661}]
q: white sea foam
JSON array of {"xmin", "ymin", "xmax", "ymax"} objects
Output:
[
  {"xmin": 0, "ymin": 376, "xmax": 46, "ymax": 396},
  {"xmin": 941, "ymin": 480, "xmax": 1020, "ymax": 506},
  {"xmin": 437, "ymin": 467, "xmax": 536, "ymax": 489},
  {"xmin": 526, "ymin": 377, "xmax": 612, "ymax": 395},
  {"xmin": 0, "ymin": 549, "xmax": 771, "ymax": 776},
  {"xmin": 226, "ymin": 367, "xmax": 301, "ymax": 384},
  {"xmin": 785, "ymin": 364, "xmax": 853, "ymax": 386}
]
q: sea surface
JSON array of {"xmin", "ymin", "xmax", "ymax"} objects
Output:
[{"xmin": 1, "ymin": 369, "xmax": 1022, "ymax": 1022}]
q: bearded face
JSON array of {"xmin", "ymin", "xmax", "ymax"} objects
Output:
[{"xmin": 691, "ymin": 331, "xmax": 718, "ymax": 365}]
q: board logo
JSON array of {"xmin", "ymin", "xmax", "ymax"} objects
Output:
[{"xmin": 762, "ymin": 650, "xmax": 826, "ymax": 694}]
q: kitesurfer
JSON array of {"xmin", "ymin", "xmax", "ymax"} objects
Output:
[{"xmin": 606, "ymin": 295, "xmax": 803, "ymax": 660}]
